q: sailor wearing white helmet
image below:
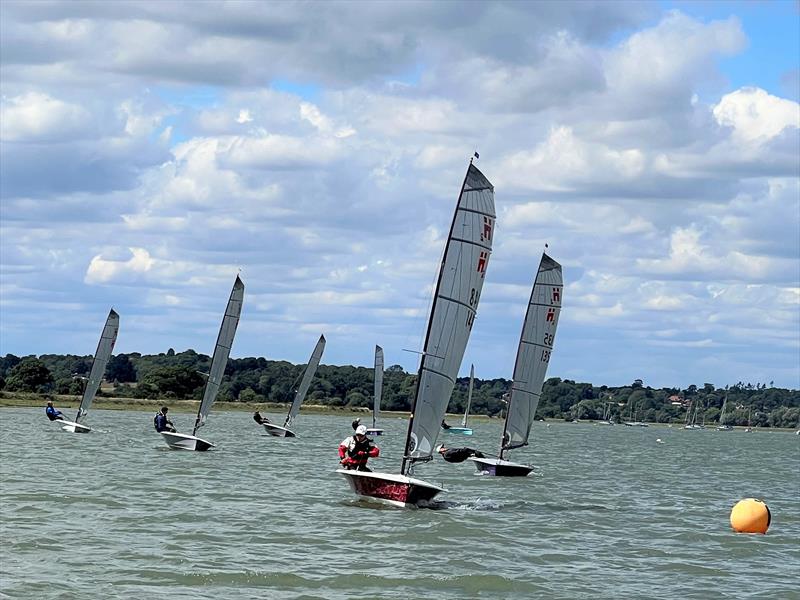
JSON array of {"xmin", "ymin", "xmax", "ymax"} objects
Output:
[{"xmin": 338, "ymin": 424, "xmax": 380, "ymax": 471}]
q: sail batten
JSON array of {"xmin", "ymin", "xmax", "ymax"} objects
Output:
[
  {"xmin": 76, "ymin": 309, "xmax": 119, "ymax": 424},
  {"xmin": 500, "ymin": 253, "xmax": 562, "ymax": 457},
  {"xmin": 285, "ymin": 335, "xmax": 326, "ymax": 428},
  {"xmin": 192, "ymin": 276, "xmax": 244, "ymax": 436},
  {"xmin": 401, "ymin": 163, "xmax": 495, "ymax": 474}
]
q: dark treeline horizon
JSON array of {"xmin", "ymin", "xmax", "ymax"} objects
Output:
[{"xmin": 1, "ymin": 350, "xmax": 798, "ymax": 428}]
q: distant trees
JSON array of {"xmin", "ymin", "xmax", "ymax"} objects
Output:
[
  {"xmin": 1, "ymin": 351, "xmax": 798, "ymax": 428},
  {"xmin": 4, "ymin": 358, "xmax": 54, "ymax": 393},
  {"xmin": 106, "ymin": 354, "xmax": 136, "ymax": 383}
]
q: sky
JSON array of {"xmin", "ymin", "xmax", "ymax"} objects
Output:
[{"xmin": 1, "ymin": 0, "xmax": 798, "ymax": 389}]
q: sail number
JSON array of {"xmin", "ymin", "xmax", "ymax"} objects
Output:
[
  {"xmin": 541, "ymin": 349, "xmax": 551, "ymax": 363},
  {"xmin": 543, "ymin": 333, "xmax": 554, "ymax": 347},
  {"xmin": 465, "ymin": 288, "xmax": 480, "ymax": 330}
]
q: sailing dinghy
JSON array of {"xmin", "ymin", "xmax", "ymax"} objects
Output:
[
  {"xmin": 160, "ymin": 276, "xmax": 244, "ymax": 451},
  {"xmin": 263, "ymin": 335, "xmax": 326, "ymax": 437},
  {"xmin": 338, "ymin": 160, "xmax": 495, "ymax": 507},
  {"xmin": 717, "ymin": 394, "xmax": 733, "ymax": 431},
  {"xmin": 365, "ymin": 345, "xmax": 384, "ymax": 436},
  {"xmin": 470, "ymin": 253, "xmax": 562, "ymax": 476},
  {"xmin": 61, "ymin": 309, "xmax": 120, "ymax": 434},
  {"xmin": 443, "ymin": 364, "xmax": 475, "ymax": 435}
]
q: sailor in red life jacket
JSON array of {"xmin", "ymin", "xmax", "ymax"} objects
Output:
[{"xmin": 339, "ymin": 424, "xmax": 380, "ymax": 471}]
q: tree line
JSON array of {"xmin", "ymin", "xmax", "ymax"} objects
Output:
[{"xmin": 1, "ymin": 351, "xmax": 798, "ymax": 428}]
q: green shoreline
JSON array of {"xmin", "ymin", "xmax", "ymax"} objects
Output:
[{"xmin": 3, "ymin": 392, "xmax": 794, "ymax": 432}]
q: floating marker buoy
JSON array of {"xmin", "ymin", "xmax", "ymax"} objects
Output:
[
  {"xmin": 656, "ymin": 438, "xmax": 664, "ymax": 444},
  {"xmin": 730, "ymin": 498, "xmax": 771, "ymax": 534}
]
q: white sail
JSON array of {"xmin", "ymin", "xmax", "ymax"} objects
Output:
[
  {"xmin": 285, "ymin": 335, "xmax": 326, "ymax": 428},
  {"xmin": 373, "ymin": 345, "xmax": 384, "ymax": 428},
  {"xmin": 402, "ymin": 163, "xmax": 495, "ymax": 472},
  {"xmin": 75, "ymin": 309, "xmax": 119, "ymax": 424},
  {"xmin": 461, "ymin": 364, "xmax": 474, "ymax": 428},
  {"xmin": 501, "ymin": 253, "xmax": 562, "ymax": 455},
  {"xmin": 193, "ymin": 276, "xmax": 244, "ymax": 436}
]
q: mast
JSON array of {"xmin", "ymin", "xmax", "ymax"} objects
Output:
[
  {"xmin": 284, "ymin": 335, "xmax": 326, "ymax": 428},
  {"xmin": 499, "ymin": 253, "xmax": 562, "ymax": 459},
  {"xmin": 461, "ymin": 364, "xmax": 474, "ymax": 428},
  {"xmin": 401, "ymin": 162, "xmax": 495, "ymax": 475},
  {"xmin": 192, "ymin": 276, "xmax": 244, "ymax": 436},
  {"xmin": 76, "ymin": 309, "xmax": 119, "ymax": 424},
  {"xmin": 373, "ymin": 345, "xmax": 384, "ymax": 429}
]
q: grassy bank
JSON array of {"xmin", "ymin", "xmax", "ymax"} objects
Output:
[{"xmin": 0, "ymin": 391, "xmax": 496, "ymax": 420}]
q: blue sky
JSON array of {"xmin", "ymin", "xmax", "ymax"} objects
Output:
[{"xmin": 1, "ymin": 1, "xmax": 798, "ymax": 389}]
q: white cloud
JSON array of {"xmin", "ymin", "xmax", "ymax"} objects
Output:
[
  {"xmin": 713, "ymin": 87, "xmax": 800, "ymax": 143},
  {"xmin": 0, "ymin": 92, "xmax": 90, "ymax": 141}
]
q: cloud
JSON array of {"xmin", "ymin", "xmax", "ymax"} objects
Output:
[
  {"xmin": 713, "ymin": 87, "xmax": 800, "ymax": 143},
  {"xmin": 0, "ymin": 92, "xmax": 91, "ymax": 142}
]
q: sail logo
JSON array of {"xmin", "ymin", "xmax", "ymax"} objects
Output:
[
  {"xmin": 481, "ymin": 217, "xmax": 493, "ymax": 242},
  {"xmin": 546, "ymin": 308, "xmax": 556, "ymax": 322},
  {"xmin": 552, "ymin": 287, "xmax": 561, "ymax": 305},
  {"xmin": 477, "ymin": 251, "xmax": 489, "ymax": 277}
]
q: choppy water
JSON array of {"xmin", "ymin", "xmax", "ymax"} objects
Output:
[{"xmin": 1, "ymin": 407, "xmax": 798, "ymax": 599}]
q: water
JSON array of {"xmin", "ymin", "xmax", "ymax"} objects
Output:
[{"xmin": 1, "ymin": 407, "xmax": 798, "ymax": 599}]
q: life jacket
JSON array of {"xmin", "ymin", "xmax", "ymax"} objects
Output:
[
  {"xmin": 339, "ymin": 436, "xmax": 378, "ymax": 467},
  {"xmin": 153, "ymin": 413, "xmax": 160, "ymax": 430},
  {"xmin": 46, "ymin": 406, "xmax": 58, "ymax": 421}
]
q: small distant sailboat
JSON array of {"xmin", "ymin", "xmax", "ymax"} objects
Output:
[
  {"xmin": 470, "ymin": 252, "xmax": 562, "ymax": 477},
  {"xmin": 684, "ymin": 400, "xmax": 705, "ymax": 430},
  {"xmin": 716, "ymin": 393, "xmax": 733, "ymax": 431},
  {"xmin": 160, "ymin": 276, "xmax": 244, "ymax": 451},
  {"xmin": 365, "ymin": 345, "xmax": 384, "ymax": 436},
  {"xmin": 338, "ymin": 159, "xmax": 495, "ymax": 506},
  {"xmin": 597, "ymin": 401, "xmax": 615, "ymax": 426},
  {"xmin": 263, "ymin": 335, "xmax": 326, "ymax": 438},
  {"xmin": 60, "ymin": 309, "xmax": 120, "ymax": 434},
  {"xmin": 743, "ymin": 407, "xmax": 753, "ymax": 433},
  {"xmin": 443, "ymin": 364, "xmax": 475, "ymax": 435}
]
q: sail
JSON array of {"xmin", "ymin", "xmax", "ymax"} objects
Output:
[
  {"xmin": 501, "ymin": 253, "xmax": 562, "ymax": 455},
  {"xmin": 720, "ymin": 396, "xmax": 728, "ymax": 424},
  {"xmin": 402, "ymin": 163, "xmax": 495, "ymax": 472},
  {"xmin": 461, "ymin": 364, "xmax": 474, "ymax": 427},
  {"xmin": 373, "ymin": 345, "xmax": 384, "ymax": 428},
  {"xmin": 193, "ymin": 276, "xmax": 245, "ymax": 435},
  {"xmin": 76, "ymin": 309, "xmax": 119, "ymax": 424},
  {"xmin": 285, "ymin": 335, "xmax": 326, "ymax": 428}
]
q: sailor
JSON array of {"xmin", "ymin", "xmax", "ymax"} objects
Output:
[
  {"xmin": 253, "ymin": 410, "xmax": 271, "ymax": 425},
  {"xmin": 441, "ymin": 420, "xmax": 451, "ymax": 429},
  {"xmin": 153, "ymin": 406, "xmax": 176, "ymax": 433},
  {"xmin": 436, "ymin": 444, "xmax": 484, "ymax": 463},
  {"xmin": 45, "ymin": 401, "xmax": 65, "ymax": 421},
  {"xmin": 351, "ymin": 417, "xmax": 361, "ymax": 431},
  {"xmin": 339, "ymin": 425, "xmax": 380, "ymax": 471}
]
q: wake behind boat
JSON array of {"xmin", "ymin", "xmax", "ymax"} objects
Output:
[
  {"xmin": 61, "ymin": 309, "xmax": 119, "ymax": 434},
  {"xmin": 469, "ymin": 252, "xmax": 563, "ymax": 477},
  {"xmin": 338, "ymin": 159, "xmax": 495, "ymax": 507},
  {"xmin": 161, "ymin": 275, "xmax": 244, "ymax": 451},
  {"xmin": 263, "ymin": 335, "xmax": 325, "ymax": 438}
]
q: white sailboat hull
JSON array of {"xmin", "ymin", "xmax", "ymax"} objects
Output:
[
  {"xmin": 336, "ymin": 469, "xmax": 445, "ymax": 508},
  {"xmin": 443, "ymin": 426, "xmax": 473, "ymax": 435},
  {"xmin": 468, "ymin": 456, "xmax": 535, "ymax": 477},
  {"xmin": 263, "ymin": 423, "xmax": 296, "ymax": 438},
  {"xmin": 61, "ymin": 420, "xmax": 91, "ymax": 434},
  {"xmin": 160, "ymin": 431, "xmax": 214, "ymax": 451}
]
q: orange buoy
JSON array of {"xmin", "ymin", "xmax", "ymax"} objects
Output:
[{"xmin": 730, "ymin": 498, "xmax": 771, "ymax": 534}]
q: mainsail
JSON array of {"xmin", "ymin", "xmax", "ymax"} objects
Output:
[
  {"xmin": 76, "ymin": 309, "xmax": 119, "ymax": 424},
  {"xmin": 193, "ymin": 276, "xmax": 245, "ymax": 436},
  {"xmin": 373, "ymin": 345, "xmax": 384, "ymax": 428},
  {"xmin": 285, "ymin": 335, "xmax": 326, "ymax": 428},
  {"xmin": 500, "ymin": 253, "xmax": 562, "ymax": 457},
  {"xmin": 402, "ymin": 163, "xmax": 495, "ymax": 473},
  {"xmin": 461, "ymin": 364, "xmax": 474, "ymax": 428}
]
